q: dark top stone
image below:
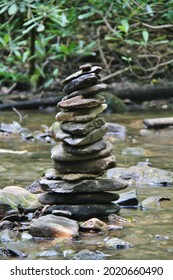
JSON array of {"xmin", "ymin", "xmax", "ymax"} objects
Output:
[
  {"xmin": 62, "ymin": 83, "xmax": 107, "ymax": 100},
  {"xmin": 62, "ymin": 65, "xmax": 102, "ymax": 85},
  {"xmin": 38, "ymin": 191, "xmax": 120, "ymax": 205}
]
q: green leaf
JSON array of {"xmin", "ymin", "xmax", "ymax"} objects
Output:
[
  {"xmin": 4, "ymin": 34, "xmax": 9, "ymax": 44},
  {"xmin": 37, "ymin": 24, "xmax": 45, "ymax": 32},
  {"xmin": 120, "ymin": 19, "xmax": 129, "ymax": 34},
  {"xmin": 78, "ymin": 11, "xmax": 95, "ymax": 20},
  {"xmin": 0, "ymin": 4, "xmax": 10, "ymax": 14},
  {"xmin": 22, "ymin": 23, "xmax": 37, "ymax": 34},
  {"xmin": 22, "ymin": 50, "xmax": 30, "ymax": 63},
  {"xmin": 146, "ymin": 4, "xmax": 154, "ymax": 16},
  {"xmin": 23, "ymin": 16, "xmax": 42, "ymax": 26},
  {"xmin": 8, "ymin": 4, "xmax": 18, "ymax": 15},
  {"xmin": 142, "ymin": 30, "xmax": 149, "ymax": 43}
]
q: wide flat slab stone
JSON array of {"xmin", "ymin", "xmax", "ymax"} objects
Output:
[
  {"xmin": 44, "ymin": 168, "xmax": 102, "ymax": 181},
  {"xmin": 45, "ymin": 203, "xmax": 120, "ymax": 219},
  {"xmin": 58, "ymin": 95, "xmax": 104, "ymax": 110},
  {"xmin": 63, "ymin": 73, "xmax": 99, "ymax": 94},
  {"xmin": 29, "ymin": 214, "xmax": 79, "ymax": 238},
  {"xmin": 62, "ymin": 83, "xmax": 107, "ymax": 100},
  {"xmin": 56, "ymin": 124, "xmax": 108, "ymax": 146},
  {"xmin": 63, "ymin": 139, "xmax": 107, "ymax": 155},
  {"xmin": 55, "ymin": 104, "xmax": 107, "ymax": 122},
  {"xmin": 40, "ymin": 178, "xmax": 128, "ymax": 193},
  {"xmin": 51, "ymin": 142, "xmax": 112, "ymax": 161},
  {"xmin": 53, "ymin": 155, "xmax": 116, "ymax": 174},
  {"xmin": 60, "ymin": 117, "xmax": 105, "ymax": 136},
  {"xmin": 38, "ymin": 192, "xmax": 119, "ymax": 205}
]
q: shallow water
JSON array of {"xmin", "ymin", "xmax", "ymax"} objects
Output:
[{"xmin": 0, "ymin": 109, "xmax": 173, "ymax": 260}]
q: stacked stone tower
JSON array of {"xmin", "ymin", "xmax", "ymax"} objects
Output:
[{"xmin": 38, "ymin": 64, "xmax": 127, "ymax": 220}]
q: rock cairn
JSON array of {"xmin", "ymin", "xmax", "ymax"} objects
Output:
[{"xmin": 38, "ymin": 64, "xmax": 128, "ymax": 220}]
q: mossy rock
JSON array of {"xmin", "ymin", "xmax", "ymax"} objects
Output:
[
  {"xmin": 101, "ymin": 91, "xmax": 127, "ymax": 113},
  {"xmin": 0, "ymin": 186, "xmax": 42, "ymax": 217}
]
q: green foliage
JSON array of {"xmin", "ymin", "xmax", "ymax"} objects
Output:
[{"xmin": 0, "ymin": 0, "xmax": 173, "ymax": 90}]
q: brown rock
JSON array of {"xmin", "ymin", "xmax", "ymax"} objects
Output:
[{"xmin": 58, "ymin": 95, "xmax": 104, "ymax": 110}]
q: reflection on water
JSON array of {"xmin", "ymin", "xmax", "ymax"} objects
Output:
[{"xmin": 0, "ymin": 109, "xmax": 173, "ymax": 259}]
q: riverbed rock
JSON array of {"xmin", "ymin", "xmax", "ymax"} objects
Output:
[
  {"xmin": 45, "ymin": 203, "xmax": 120, "ymax": 219},
  {"xmin": 55, "ymin": 104, "xmax": 107, "ymax": 122},
  {"xmin": 105, "ymin": 237, "xmax": 132, "ymax": 249},
  {"xmin": 38, "ymin": 192, "xmax": 119, "ymax": 205},
  {"xmin": 107, "ymin": 164, "xmax": 173, "ymax": 186},
  {"xmin": 40, "ymin": 178, "xmax": 128, "ymax": 193},
  {"xmin": 73, "ymin": 249, "xmax": 104, "ymax": 260},
  {"xmin": 80, "ymin": 218, "xmax": 108, "ymax": 231},
  {"xmin": 0, "ymin": 186, "xmax": 42, "ymax": 217},
  {"xmin": 60, "ymin": 117, "xmax": 105, "ymax": 136},
  {"xmin": 115, "ymin": 189, "xmax": 138, "ymax": 206},
  {"xmin": 29, "ymin": 214, "xmax": 79, "ymax": 238},
  {"xmin": 139, "ymin": 196, "xmax": 172, "ymax": 209}
]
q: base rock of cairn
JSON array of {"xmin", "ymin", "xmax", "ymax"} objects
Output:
[{"xmin": 38, "ymin": 64, "xmax": 128, "ymax": 220}]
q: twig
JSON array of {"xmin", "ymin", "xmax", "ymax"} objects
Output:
[
  {"xmin": 97, "ymin": 26, "xmax": 111, "ymax": 74},
  {"xmin": 12, "ymin": 107, "xmax": 28, "ymax": 122},
  {"xmin": 101, "ymin": 67, "xmax": 129, "ymax": 82},
  {"xmin": 142, "ymin": 22, "xmax": 173, "ymax": 29}
]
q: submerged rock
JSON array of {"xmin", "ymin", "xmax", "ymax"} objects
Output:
[
  {"xmin": 107, "ymin": 164, "xmax": 173, "ymax": 186},
  {"xmin": 80, "ymin": 218, "xmax": 107, "ymax": 231},
  {"xmin": 29, "ymin": 214, "xmax": 79, "ymax": 238},
  {"xmin": 139, "ymin": 196, "xmax": 172, "ymax": 209},
  {"xmin": 105, "ymin": 237, "xmax": 132, "ymax": 249},
  {"xmin": 73, "ymin": 249, "xmax": 105, "ymax": 260}
]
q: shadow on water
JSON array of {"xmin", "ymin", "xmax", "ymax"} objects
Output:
[{"xmin": 0, "ymin": 109, "xmax": 173, "ymax": 260}]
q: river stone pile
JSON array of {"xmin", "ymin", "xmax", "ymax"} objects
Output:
[{"xmin": 38, "ymin": 64, "xmax": 128, "ymax": 220}]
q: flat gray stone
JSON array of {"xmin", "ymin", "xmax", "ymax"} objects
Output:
[
  {"xmin": 53, "ymin": 155, "xmax": 116, "ymax": 174},
  {"xmin": 62, "ymin": 83, "xmax": 107, "ymax": 100},
  {"xmin": 63, "ymin": 139, "xmax": 107, "ymax": 155},
  {"xmin": 60, "ymin": 117, "xmax": 105, "ymax": 136},
  {"xmin": 56, "ymin": 124, "xmax": 108, "ymax": 146},
  {"xmin": 55, "ymin": 104, "xmax": 107, "ymax": 122},
  {"xmin": 29, "ymin": 214, "xmax": 79, "ymax": 238},
  {"xmin": 51, "ymin": 142, "xmax": 112, "ymax": 161},
  {"xmin": 58, "ymin": 95, "xmax": 104, "ymax": 110},
  {"xmin": 44, "ymin": 168, "xmax": 102, "ymax": 181},
  {"xmin": 63, "ymin": 73, "xmax": 99, "ymax": 94},
  {"xmin": 45, "ymin": 203, "xmax": 120, "ymax": 219},
  {"xmin": 40, "ymin": 178, "xmax": 128, "ymax": 193},
  {"xmin": 62, "ymin": 65, "xmax": 102, "ymax": 85},
  {"xmin": 38, "ymin": 192, "xmax": 119, "ymax": 205}
]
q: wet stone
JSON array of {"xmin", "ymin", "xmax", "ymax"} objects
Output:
[
  {"xmin": 53, "ymin": 155, "xmax": 116, "ymax": 174},
  {"xmin": 63, "ymin": 139, "xmax": 107, "ymax": 155},
  {"xmin": 45, "ymin": 203, "xmax": 120, "ymax": 220},
  {"xmin": 56, "ymin": 124, "xmax": 108, "ymax": 146},
  {"xmin": 62, "ymin": 65, "xmax": 102, "ymax": 85},
  {"xmin": 44, "ymin": 168, "xmax": 102, "ymax": 181},
  {"xmin": 62, "ymin": 83, "xmax": 107, "ymax": 100},
  {"xmin": 55, "ymin": 104, "xmax": 107, "ymax": 122},
  {"xmin": 63, "ymin": 73, "xmax": 99, "ymax": 94},
  {"xmin": 38, "ymin": 192, "xmax": 119, "ymax": 205},
  {"xmin": 29, "ymin": 214, "xmax": 79, "ymax": 238},
  {"xmin": 39, "ymin": 178, "xmax": 128, "ymax": 193},
  {"xmin": 60, "ymin": 117, "xmax": 105, "ymax": 136},
  {"xmin": 51, "ymin": 142, "xmax": 112, "ymax": 162},
  {"xmin": 58, "ymin": 95, "xmax": 104, "ymax": 110}
]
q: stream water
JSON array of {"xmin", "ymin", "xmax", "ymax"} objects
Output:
[{"xmin": 0, "ymin": 109, "xmax": 173, "ymax": 260}]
